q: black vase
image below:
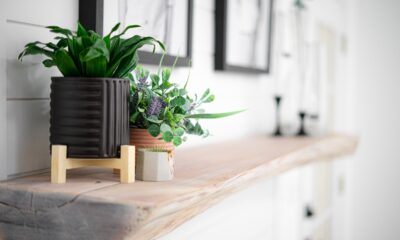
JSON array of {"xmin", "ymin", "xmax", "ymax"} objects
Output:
[{"xmin": 50, "ymin": 77, "xmax": 130, "ymax": 158}]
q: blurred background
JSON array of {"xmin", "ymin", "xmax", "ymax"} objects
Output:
[{"xmin": 0, "ymin": 0, "xmax": 400, "ymax": 239}]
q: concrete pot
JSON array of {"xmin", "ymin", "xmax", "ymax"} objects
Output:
[{"xmin": 136, "ymin": 149, "xmax": 174, "ymax": 181}]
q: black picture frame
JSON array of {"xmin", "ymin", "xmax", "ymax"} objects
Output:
[
  {"xmin": 79, "ymin": 0, "xmax": 193, "ymax": 67},
  {"xmin": 215, "ymin": 0, "xmax": 274, "ymax": 74}
]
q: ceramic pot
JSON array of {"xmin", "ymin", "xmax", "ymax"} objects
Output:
[
  {"xmin": 129, "ymin": 128, "xmax": 175, "ymax": 153},
  {"xmin": 50, "ymin": 77, "xmax": 130, "ymax": 158},
  {"xmin": 136, "ymin": 149, "xmax": 174, "ymax": 181}
]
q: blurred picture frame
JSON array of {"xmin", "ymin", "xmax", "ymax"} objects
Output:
[
  {"xmin": 79, "ymin": 0, "xmax": 193, "ymax": 67},
  {"xmin": 215, "ymin": 0, "xmax": 274, "ymax": 73}
]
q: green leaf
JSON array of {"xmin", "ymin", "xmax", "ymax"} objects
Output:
[
  {"xmin": 162, "ymin": 131, "xmax": 174, "ymax": 142},
  {"xmin": 45, "ymin": 42, "xmax": 58, "ymax": 50},
  {"xmin": 25, "ymin": 41, "xmax": 44, "ymax": 47},
  {"xmin": 157, "ymin": 52, "xmax": 166, "ymax": 75},
  {"xmin": 129, "ymin": 112, "xmax": 140, "ymax": 124},
  {"xmin": 136, "ymin": 66, "xmax": 149, "ymax": 80},
  {"xmin": 56, "ymin": 38, "xmax": 68, "ymax": 48},
  {"xmin": 46, "ymin": 25, "xmax": 73, "ymax": 37},
  {"xmin": 171, "ymin": 96, "xmax": 186, "ymax": 107},
  {"xmin": 104, "ymin": 35, "xmax": 111, "ymax": 51},
  {"xmin": 162, "ymin": 68, "xmax": 171, "ymax": 83},
  {"xmin": 79, "ymin": 47, "xmax": 102, "ymax": 62},
  {"xmin": 81, "ymin": 35, "xmax": 94, "ymax": 48},
  {"xmin": 54, "ymin": 49, "xmax": 80, "ymax": 76},
  {"xmin": 173, "ymin": 114, "xmax": 185, "ymax": 122},
  {"xmin": 161, "ymin": 81, "xmax": 172, "ymax": 90},
  {"xmin": 203, "ymin": 95, "xmax": 215, "ymax": 103},
  {"xmin": 112, "ymin": 52, "xmax": 138, "ymax": 78},
  {"xmin": 107, "ymin": 22, "xmax": 121, "ymax": 37},
  {"xmin": 42, "ymin": 59, "xmax": 56, "ymax": 67},
  {"xmin": 18, "ymin": 45, "xmax": 53, "ymax": 60},
  {"xmin": 148, "ymin": 124, "xmax": 160, "ymax": 137},
  {"xmin": 174, "ymin": 127, "xmax": 185, "ymax": 137},
  {"xmin": 181, "ymin": 99, "xmax": 191, "ymax": 111},
  {"xmin": 150, "ymin": 74, "xmax": 160, "ymax": 86},
  {"xmin": 110, "ymin": 36, "xmax": 161, "ymax": 77},
  {"xmin": 172, "ymin": 136, "xmax": 182, "ymax": 146},
  {"xmin": 88, "ymin": 30, "xmax": 102, "ymax": 42},
  {"xmin": 156, "ymin": 40, "xmax": 166, "ymax": 52},
  {"xmin": 179, "ymin": 89, "xmax": 188, "ymax": 95},
  {"xmin": 112, "ymin": 24, "xmax": 141, "ymax": 39},
  {"xmin": 92, "ymin": 38, "xmax": 110, "ymax": 61},
  {"xmin": 85, "ymin": 56, "xmax": 107, "ymax": 77},
  {"xmin": 160, "ymin": 123, "xmax": 172, "ymax": 133},
  {"xmin": 146, "ymin": 116, "xmax": 163, "ymax": 124},
  {"xmin": 186, "ymin": 110, "xmax": 245, "ymax": 119},
  {"xmin": 165, "ymin": 110, "xmax": 174, "ymax": 122},
  {"xmin": 80, "ymin": 39, "xmax": 109, "ymax": 62},
  {"xmin": 201, "ymin": 88, "xmax": 210, "ymax": 100},
  {"xmin": 193, "ymin": 122, "xmax": 205, "ymax": 135},
  {"xmin": 77, "ymin": 23, "xmax": 88, "ymax": 37}
]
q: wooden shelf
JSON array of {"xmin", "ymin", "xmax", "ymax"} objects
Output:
[{"xmin": 0, "ymin": 134, "xmax": 357, "ymax": 240}]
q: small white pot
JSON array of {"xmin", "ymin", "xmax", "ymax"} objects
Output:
[{"xmin": 136, "ymin": 149, "xmax": 174, "ymax": 181}]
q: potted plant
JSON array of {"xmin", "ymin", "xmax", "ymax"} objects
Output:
[
  {"xmin": 18, "ymin": 23, "xmax": 164, "ymax": 158},
  {"xmin": 128, "ymin": 63, "xmax": 244, "ymax": 154}
]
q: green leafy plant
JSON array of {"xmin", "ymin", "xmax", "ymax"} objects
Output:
[
  {"xmin": 129, "ymin": 62, "xmax": 244, "ymax": 147},
  {"xmin": 18, "ymin": 23, "xmax": 164, "ymax": 78}
]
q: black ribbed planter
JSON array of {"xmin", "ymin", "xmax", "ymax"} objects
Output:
[{"xmin": 50, "ymin": 77, "xmax": 130, "ymax": 158}]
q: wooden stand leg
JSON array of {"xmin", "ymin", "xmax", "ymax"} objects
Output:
[
  {"xmin": 113, "ymin": 168, "xmax": 120, "ymax": 174},
  {"xmin": 51, "ymin": 145, "xmax": 135, "ymax": 184},
  {"xmin": 51, "ymin": 145, "xmax": 67, "ymax": 184},
  {"xmin": 120, "ymin": 145, "xmax": 135, "ymax": 183}
]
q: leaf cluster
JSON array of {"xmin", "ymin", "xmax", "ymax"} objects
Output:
[
  {"xmin": 129, "ymin": 64, "xmax": 244, "ymax": 147},
  {"xmin": 18, "ymin": 23, "xmax": 164, "ymax": 78}
]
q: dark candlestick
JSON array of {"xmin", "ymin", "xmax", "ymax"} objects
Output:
[
  {"xmin": 273, "ymin": 95, "xmax": 283, "ymax": 136},
  {"xmin": 297, "ymin": 111, "xmax": 308, "ymax": 136}
]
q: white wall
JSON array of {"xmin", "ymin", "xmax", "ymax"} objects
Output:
[
  {"xmin": 347, "ymin": 0, "xmax": 400, "ymax": 239},
  {"xmin": 0, "ymin": 0, "xmax": 78, "ymax": 179},
  {"xmin": 173, "ymin": 0, "xmax": 273, "ymax": 147},
  {"xmin": 0, "ymin": 2, "xmax": 7, "ymax": 180}
]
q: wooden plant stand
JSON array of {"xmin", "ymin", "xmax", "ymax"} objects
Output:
[{"xmin": 51, "ymin": 145, "xmax": 135, "ymax": 184}]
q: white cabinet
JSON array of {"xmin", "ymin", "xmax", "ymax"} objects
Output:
[{"xmin": 161, "ymin": 160, "xmax": 348, "ymax": 240}]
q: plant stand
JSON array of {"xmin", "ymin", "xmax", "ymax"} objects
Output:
[{"xmin": 51, "ymin": 145, "xmax": 135, "ymax": 184}]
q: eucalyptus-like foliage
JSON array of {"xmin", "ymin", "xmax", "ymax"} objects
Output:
[
  {"xmin": 129, "ymin": 64, "xmax": 244, "ymax": 147},
  {"xmin": 18, "ymin": 23, "xmax": 164, "ymax": 78}
]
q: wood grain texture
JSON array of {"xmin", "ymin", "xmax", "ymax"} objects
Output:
[{"xmin": 0, "ymin": 134, "xmax": 357, "ymax": 240}]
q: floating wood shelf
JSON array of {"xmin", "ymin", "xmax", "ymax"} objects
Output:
[{"xmin": 0, "ymin": 134, "xmax": 357, "ymax": 240}]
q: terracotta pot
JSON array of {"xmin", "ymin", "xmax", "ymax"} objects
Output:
[{"xmin": 130, "ymin": 128, "xmax": 175, "ymax": 153}]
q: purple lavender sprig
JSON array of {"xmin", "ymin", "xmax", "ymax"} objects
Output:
[
  {"xmin": 137, "ymin": 75, "xmax": 149, "ymax": 90},
  {"xmin": 147, "ymin": 96, "xmax": 167, "ymax": 116}
]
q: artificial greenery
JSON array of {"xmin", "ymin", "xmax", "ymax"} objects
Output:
[
  {"xmin": 129, "ymin": 61, "xmax": 244, "ymax": 147},
  {"xmin": 18, "ymin": 23, "xmax": 164, "ymax": 78}
]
